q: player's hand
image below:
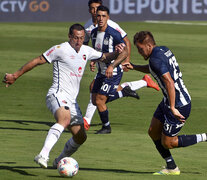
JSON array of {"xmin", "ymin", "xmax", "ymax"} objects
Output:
[
  {"xmin": 105, "ymin": 65, "xmax": 113, "ymax": 78},
  {"xmin": 90, "ymin": 61, "xmax": 96, "ymax": 72},
  {"xmin": 3, "ymin": 73, "xmax": 16, "ymax": 87},
  {"xmin": 115, "ymin": 43, "xmax": 125, "ymax": 53},
  {"xmin": 171, "ymin": 107, "xmax": 186, "ymax": 123},
  {"xmin": 122, "ymin": 62, "xmax": 134, "ymax": 70}
]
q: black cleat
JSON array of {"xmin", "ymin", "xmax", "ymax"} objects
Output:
[
  {"xmin": 95, "ymin": 126, "xmax": 111, "ymax": 134},
  {"xmin": 122, "ymin": 86, "xmax": 140, "ymax": 99}
]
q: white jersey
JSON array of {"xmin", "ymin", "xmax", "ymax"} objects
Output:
[
  {"xmin": 43, "ymin": 42, "xmax": 102, "ymax": 103},
  {"xmin": 84, "ymin": 18, "xmax": 127, "ymax": 44}
]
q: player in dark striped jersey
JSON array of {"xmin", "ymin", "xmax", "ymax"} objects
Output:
[
  {"xmin": 83, "ymin": 0, "xmax": 160, "ymax": 132},
  {"xmin": 126, "ymin": 31, "xmax": 207, "ymax": 175}
]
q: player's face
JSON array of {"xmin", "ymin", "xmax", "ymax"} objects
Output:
[
  {"xmin": 97, "ymin": 10, "xmax": 109, "ymax": 30},
  {"xmin": 135, "ymin": 42, "xmax": 152, "ymax": 60},
  {"xmin": 69, "ymin": 29, "xmax": 85, "ymax": 52},
  {"xmin": 89, "ymin": 3, "xmax": 101, "ymax": 20}
]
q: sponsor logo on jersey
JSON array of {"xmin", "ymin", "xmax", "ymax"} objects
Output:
[
  {"xmin": 62, "ymin": 100, "xmax": 67, "ymax": 104},
  {"xmin": 83, "ymin": 54, "xmax": 86, "ymax": 60},
  {"xmin": 70, "ymin": 55, "xmax": 75, "ymax": 59},
  {"xmin": 70, "ymin": 72, "xmax": 82, "ymax": 77},
  {"xmin": 46, "ymin": 47, "xmax": 55, "ymax": 56}
]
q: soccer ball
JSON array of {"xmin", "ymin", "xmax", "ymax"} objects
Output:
[{"xmin": 57, "ymin": 157, "xmax": 79, "ymax": 177}]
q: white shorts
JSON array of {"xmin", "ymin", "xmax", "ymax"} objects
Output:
[{"xmin": 46, "ymin": 93, "xmax": 83, "ymax": 126}]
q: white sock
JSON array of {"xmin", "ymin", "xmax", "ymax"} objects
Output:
[
  {"xmin": 196, "ymin": 133, "xmax": 207, "ymax": 143},
  {"xmin": 121, "ymin": 80, "xmax": 147, "ymax": 91},
  {"xmin": 39, "ymin": 123, "xmax": 64, "ymax": 159},
  {"xmin": 56, "ymin": 138, "xmax": 80, "ymax": 162},
  {"xmin": 84, "ymin": 93, "xmax": 97, "ymax": 125}
]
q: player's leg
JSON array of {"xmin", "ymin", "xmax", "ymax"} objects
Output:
[
  {"xmin": 148, "ymin": 100, "xmax": 179, "ymax": 175},
  {"xmin": 148, "ymin": 117, "xmax": 178, "ymax": 174},
  {"xmin": 106, "ymin": 74, "xmax": 159, "ymax": 103},
  {"xmin": 53, "ymin": 103, "xmax": 87, "ymax": 168},
  {"xmin": 34, "ymin": 105, "xmax": 70, "ymax": 168},
  {"xmin": 161, "ymin": 102, "xmax": 206, "ymax": 149},
  {"xmin": 83, "ymin": 79, "xmax": 96, "ymax": 130},
  {"xmin": 120, "ymin": 74, "xmax": 159, "ymax": 91},
  {"xmin": 95, "ymin": 93, "xmax": 111, "ymax": 134},
  {"xmin": 53, "ymin": 124, "xmax": 87, "ymax": 168}
]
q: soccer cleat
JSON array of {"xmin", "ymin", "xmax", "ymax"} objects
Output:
[
  {"xmin": 95, "ymin": 126, "xmax": 111, "ymax": 134},
  {"xmin": 122, "ymin": 86, "xmax": 140, "ymax": 99},
  {"xmin": 153, "ymin": 166, "xmax": 180, "ymax": 175},
  {"xmin": 142, "ymin": 74, "xmax": 160, "ymax": 91},
  {"xmin": 83, "ymin": 117, "xmax": 90, "ymax": 131},
  {"xmin": 53, "ymin": 158, "xmax": 58, "ymax": 169},
  {"xmin": 34, "ymin": 154, "xmax": 49, "ymax": 169}
]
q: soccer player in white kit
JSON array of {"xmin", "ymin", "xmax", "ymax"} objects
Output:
[
  {"xmin": 83, "ymin": 0, "xmax": 160, "ymax": 132},
  {"xmin": 3, "ymin": 23, "xmax": 127, "ymax": 169}
]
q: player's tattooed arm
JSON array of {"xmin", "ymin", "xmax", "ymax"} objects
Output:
[
  {"xmin": 3, "ymin": 55, "xmax": 47, "ymax": 87},
  {"xmin": 99, "ymin": 45, "xmax": 128, "ymax": 67}
]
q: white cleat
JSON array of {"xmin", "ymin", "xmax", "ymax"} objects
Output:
[{"xmin": 34, "ymin": 154, "xmax": 49, "ymax": 169}]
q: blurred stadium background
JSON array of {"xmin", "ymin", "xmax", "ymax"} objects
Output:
[{"xmin": 0, "ymin": 0, "xmax": 207, "ymax": 22}]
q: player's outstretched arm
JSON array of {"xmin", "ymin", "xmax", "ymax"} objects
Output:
[
  {"xmin": 3, "ymin": 55, "xmax": 47, "ymax": 87},
  {"xmin": 123, "ymin": 62, "xmax": 150, "ymax": 73}
]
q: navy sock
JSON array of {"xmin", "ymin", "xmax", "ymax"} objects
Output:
[
  {"xmin": 106, "ymin": 92, "xmax": 119, "ymax": 103},
  {"xmin": 154, "ymin": 140, "xmax": 176, "ymax": 169},
  {"xmin": 98, "ymin": 109, "xmax": 110, "ymax": 127},
  {"xmin": 178, "ymin": 135, "xmax": 197, "ymax": 147}
]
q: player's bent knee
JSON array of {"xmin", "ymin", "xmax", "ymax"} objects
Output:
[{"xmin": 161, "ymin": 139, "xmax": 175, "ymax": 149}]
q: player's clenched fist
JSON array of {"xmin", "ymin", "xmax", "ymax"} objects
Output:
[{"xmin": 3, "ymin": 73, "xmax": 16, "ymax": 87}]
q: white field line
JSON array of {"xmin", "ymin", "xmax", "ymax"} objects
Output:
[{"xmin": 145, "ymin": 20, "xmax": 207, "ymax": 26}]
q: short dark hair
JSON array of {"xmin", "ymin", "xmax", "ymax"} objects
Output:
[
  {"xmin": 97, "ymin": 5, "xmax": 110, "ymax": 15},
  {"xmin": 88, "ymin": 0, "xmax": 102, "ymax": 7},
  {"xmin": 133, "ymin": 31, "xmax": 156, "ymax": 45},
  {"xmin": 69, "ymin": 23, "xmax": 85, "ymax": 35}
]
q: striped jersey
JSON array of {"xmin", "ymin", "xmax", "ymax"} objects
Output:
[
  {"xmin": 84, "ymin": 18, "xmax": 127, "ymax": 44},
  {"xmin": 91, "ymin": 25, "xmax": 125, "ymax": 76},
  {"xmin": 149, "ymin": 46, "xmax": 191, "ymax": 107},
  {"xmin": 42, "ymin": 42, "xmax": 102, "ymax": 102}
]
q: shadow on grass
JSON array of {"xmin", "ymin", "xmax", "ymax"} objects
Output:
[
  {"xmin": 0, "ymin": 163, "xmax": 201, "ymax": 177},
  {"xmin": 0, "ymin": 119, "xmax": 53, "ymax": 132},
  {"xmin": 80, "ymin": 167, "xmax": 154, "ymax": 174},
  {"xmin": 0, "ymin": 119, "xmax": 53, "ymax": 126},
  {"xmin": 0, "ymin": 164, "xmax": 37, "ymax": 176},
  {"xmin": 0, "ymin": 119, "xmax": 124, "ymax": 133}
]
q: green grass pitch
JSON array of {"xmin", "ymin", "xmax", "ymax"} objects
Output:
[{"xmin": 0, "ymin": 21, "xmax": 207, "ymax": 180}]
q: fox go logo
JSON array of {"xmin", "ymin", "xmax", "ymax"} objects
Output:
[
  {"xmin": 0, "ymin": 0, "xmax": 50, "ymax": 13},
  {"xmin": 29, "ymin": 0, "xmax": 49, "ymax": 12}
]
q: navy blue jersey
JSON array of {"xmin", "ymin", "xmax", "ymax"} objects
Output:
[
  {"xmin": 91, "ymin": 25, "xmax": 124, "ymax": 76},
  {"xmin": 149, "ymin": 46, "xmax": 191, "ymax": 107}
]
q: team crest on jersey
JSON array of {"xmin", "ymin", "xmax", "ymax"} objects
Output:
[
  {"xmin": 96, "ymin": 43, "xmax": 101, "ymax": 51},
  {"xmin": 78, "ymin": 67, "xmax": 82, "ymax": 74},
  {"xmin": 104, "ymin": 38, "xmax": 109, "ymax": 45},
  {"xmin": 83, "ymin": 54, "xmax": 86, "ymax": 60},
  {"xmin": 57, "ymin": 46, "xmax": 61, "ymax": 48}
]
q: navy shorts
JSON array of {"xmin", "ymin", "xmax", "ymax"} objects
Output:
[
  {"xmin": 154, "ymin": 99, "xmax": 191, "ymax": 137},
  {"xmin": 92, "ymin": 72, "xmax": 123, "ymax": 96}
]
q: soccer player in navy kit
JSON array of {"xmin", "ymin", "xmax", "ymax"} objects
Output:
[
  {"xmin": 126, "ymin": 31, "xmax": 207, "ymax": 175},
  {"xmin": 90, "ymin": 5, "xmax": 140, "ymax": 134},
  {"xmin": 83, "ymin": 1, "xmax": 160, "ymax": 132}
]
